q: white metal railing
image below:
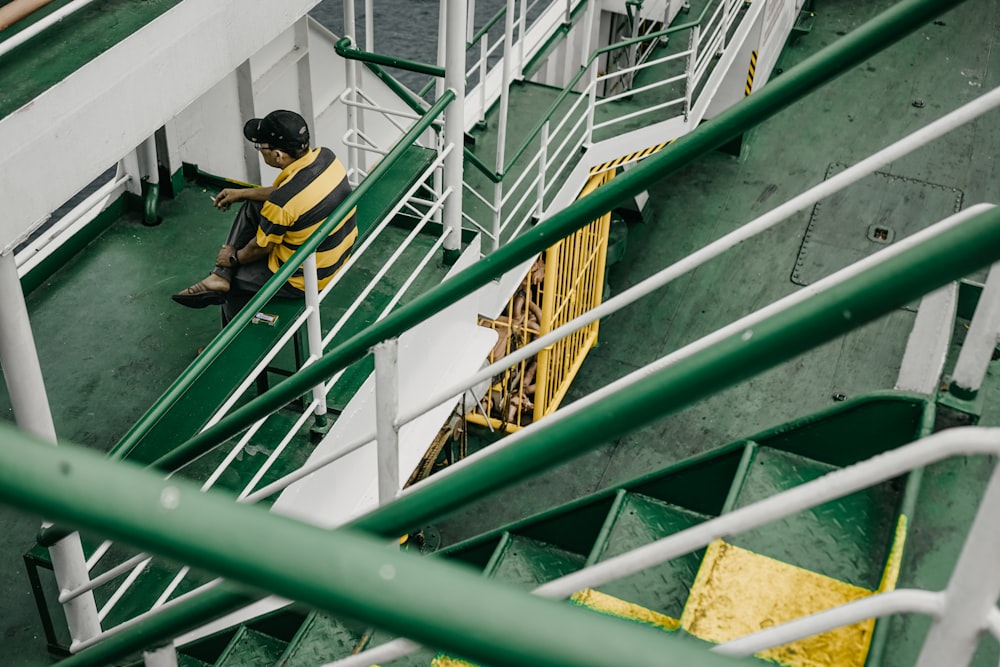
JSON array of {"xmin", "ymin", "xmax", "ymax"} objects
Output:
[{"xmin": 328, "ymin": 427, "xmax": 1000, "ymax": 666}]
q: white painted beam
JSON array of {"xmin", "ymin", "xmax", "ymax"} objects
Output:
[{"xmin": 0, "ymin": 0, "xmax": 323, "ymax": 252}]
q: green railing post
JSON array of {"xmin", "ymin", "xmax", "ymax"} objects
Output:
[{"xmin": 168, "ymin": 0, "xmax": 970, "ymax": 470}]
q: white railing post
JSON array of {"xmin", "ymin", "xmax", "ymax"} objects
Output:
[
  {"xmin": 950, "ymin": 261, "xmax": 1000, "ymax": 399},
  {"xmin": 720, "ymin": 0, "xmax": 730, "ymax": 55},
  {"xmin": 536, "ymin": 121, "xmax": 549, "ymax": 218},
  {"xmin": 485, "ymin": 0, "xmax": 516, "ymax": 252},
  {"xmin": 302, "ymin": 254, "xmax": 328, "ymax": 424},
  {"xmin": 443, "ymin": 0, "xmax": 468, "ymax": 261},
  {"xmin": 343, "ymin": 0, "xmax": 360, "ymax": 186},
  {"xmin": 565, "ymin": 0, "xmax": 572, "ymax": 24},
  {"xmin": 467, "ymin": 0, "xmax": 477, "ymax": 43},
  {"xmin": 518, "ymin": 0, "xmax": 527, "ymax": 78},
  {"xmin": 143, "ymin": 643, "xmax": 179, "ymax": 667},
  {"xmin": 479, "ymin": 38, "xmax": 489, "ymax": 125},
  {"xmin": 684, "ymin": 24, "xmax": 699, "ymax": 120},
  {"xmin": 373, "ymin": 338, "xmax": 400, "ymax": 505},
  {"xmin": 916, "ymin": 463, "xmax": 1000, "ymax": 667},
  {"xmin": 491, "ymin": 181, "xmax": 503, "ymax": 252},
  {"xmin": 0, "ymin": 252, "xmax": 101, "ymax": 643},
  {"xmin": 586, "ymin": 62, "xmax": 598, "ymax": 145},
  {"xmin": 581, "ymin": 0, "xmax": 595, "ymax": 68}
]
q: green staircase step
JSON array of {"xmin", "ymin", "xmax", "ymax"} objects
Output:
[
  {"xmin": 727, "ymin": 446, "xmax": 901, "ymax": 589},
  {"xmin": 486, "ymin": 533, "xmax": 586, "ymax": 587},
  {"xmin": 214, "ymin": 626, "xmax": 288, "ymax": 667},
  {"xmin": 589, "ymin": 491, "xmax": 710, "ymax": 619},
  {"xmin": 176, "ymin": 653, "xmax": 212, "ymax": 667},
  {"xmin": 99, "ymin": 560, "xmax": 211, "ymax": 630},
  {"xmin": 360, "ymin": 629, "xmax": 442, "ymax": 667},
  {"xmin": 278, "ymin": 612, "xmax": 367, "ymax": 666}
]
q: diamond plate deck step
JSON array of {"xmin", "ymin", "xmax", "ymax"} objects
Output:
[
  {"xmin": 485, "ymin": 533, "xmax": 587, "ymax": 586},
  {"xmin": 214, "ymin": 626, "xmax": 288, "ymax": 667},
  {"xmin": 726, "ymin": 446, "xmax": 902, "ymax": 589},
  {"xmin": 276, "ymin": 612, "xmax": 367, "ymax": 666},
  {"xmin": 176, "ymin": 653, "xmax": 212, "ymax": 667},
  {"xmin": 587, "ymin": 491, "xmax": 711, "ymax": 619}
]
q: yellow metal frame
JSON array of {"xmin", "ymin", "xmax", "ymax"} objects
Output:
[
  {"xmin": 533, "ymin": 170, "xmax": 614, "ymax": 422},
  {"xmin": 467, "ymin": 170, "xmax": 614, "ymax": 432}
]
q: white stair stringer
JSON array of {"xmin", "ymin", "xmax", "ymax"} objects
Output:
[
  {"xmin": 176, "ymin": 235, "xmax": 498, "ymax": 645},
  {"xmin": 895, "ymin": 283, "xmax": 958, "ymax": 394}
]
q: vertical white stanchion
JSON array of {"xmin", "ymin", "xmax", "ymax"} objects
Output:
[
  {"xmin": 302, "ymin": 254, "xmax": 328, "ymax": 423},
  {"xmin": 343, "ymin": 0, "xmax": 360, "ymax": 186},
  {"xmin": 0, "ymin": 252, "xmax": 101, "ymax": 643},
  {"xmin": 536, "ymin": 121, "xmax": 549, "ymax": 219},
  {"xmin": 373, "ymin": 338, "xmax": 400, "ymax": 505},
  {"xmin": 143, "ymin": 643, "xmax": 179, "ymax": 667},
  {"xmin": 442, "ymin": 0, "xmax": 468, "ymax": 261},
  {"xmin": 916, "ymin": 464, "xmax": 1000, "ymax": 667},
  {"xmin": 684, "ymin": 24, "xmax": 699, "ymax": 120},
  {"xmin": 586, "ymin": 62, "xmax": 598, "ymax": 145},
  {"xmin": 518, "ymin": 0, "xmax": 527, "ymax": 78}
]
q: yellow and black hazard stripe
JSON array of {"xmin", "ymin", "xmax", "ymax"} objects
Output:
[
  {"xmin": 745, "ymin": 50, "xmax": 758, "ymax": 96},
  {"xmin": 589, "ymin": 139, "xmax": 674, "ymax": 175}
]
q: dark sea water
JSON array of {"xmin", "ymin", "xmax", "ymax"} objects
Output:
[{"xmin": 309, "ymin": 0, "xmax": 506, "ymax": 92}]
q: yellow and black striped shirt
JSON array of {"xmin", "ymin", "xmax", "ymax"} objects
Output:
[{"xmin": 257, "ymin": 147, "xmax": 358, "ymax": 291}]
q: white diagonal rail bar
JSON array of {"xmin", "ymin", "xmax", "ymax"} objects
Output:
[{"xmin": 328, "ymin": 427, "xmax": 1000, "ymax": 667}]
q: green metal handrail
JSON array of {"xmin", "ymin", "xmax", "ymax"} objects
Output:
[
  {"xmin": 154, "ymin": 0, "xmax": 967, "ymax": 474},
  {"xmin": 32, "ymin": 202, "xmax": 1000, "ymax": 667},
  {"xmin": 2, "ymin": 423, "xmax": 743, "ymax": 667},
  {"xmin": 334, "ymin": 36, "xmax": 445, "ymax": 77}
]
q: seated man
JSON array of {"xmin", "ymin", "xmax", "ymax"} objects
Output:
[{"xmin": 173, "ymin": 110, "xmax": 357, "ymax": 324}]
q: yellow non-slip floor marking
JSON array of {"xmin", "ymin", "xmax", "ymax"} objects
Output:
[
  {"xmin": 681, "ymin": 540, "xmax": 876, "ymax": 667},
  {"xmin": 879, "ymin": 514, "xmax": 907, "ymax": 592},
  {"xmin": 571, "ymin": 588, "xmax": 681, "ymax": 631},
  {"xmin": 589, "ymin": 140, "xmax": 670, "ymax": 175},
  {"xmin": 431, "ymin": 657, "xmax": 478, "ymax": 667}
]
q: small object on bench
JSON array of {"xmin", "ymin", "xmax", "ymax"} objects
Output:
[{"xmin": 251, "ymin": 311, "xmax": 279, "ymax": 326}]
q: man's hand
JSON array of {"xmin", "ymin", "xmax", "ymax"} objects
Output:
[
  {"xmin": 216, "ymin": 244, "xmax": 237, "ymax": 267},
  {"xmin": 213, "ymin": 189, "xmax": 243, "ymax": 211}
]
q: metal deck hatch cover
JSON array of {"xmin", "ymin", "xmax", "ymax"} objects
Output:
[{"xmin": 792, "ymin": 164, "xmax": 967, "ymax": 292}]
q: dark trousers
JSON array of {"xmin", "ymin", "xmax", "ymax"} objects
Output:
[{"xmin": 212, "ymin": 201, "xmax": 302, "ymax": 325}]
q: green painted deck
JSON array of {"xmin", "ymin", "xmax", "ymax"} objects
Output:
[
  {"xmin": 0, "ymin": 0, "xmax": 183, "ymax": 119},
  {"xmin": 2, "ymin": 0, "xmax": 1000, "ymax": 664}
]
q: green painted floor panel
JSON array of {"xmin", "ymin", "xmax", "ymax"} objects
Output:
[
  {"xmin": 214, "ymin": 626, "xmax": 287, "ymax": 667},
  {"xmin": 591, "ymin": 492, "xmax": 710, "ymax": 619},
  {"xmin": 176, "ymin": 653, "xmax": 212, "ymax": 667},
  {"xmin": 0, "ymin": 0, "xmax": 183, "ymax": 119},
  {"xmin": 727, "ymin": 447, "xmax": 900, "ymax": 590},
  {"xmin": 792, "ymin": 164, "xmax": 968, "ymax": 289},
  {"xmin": 488, "ymin": 533, "xmax": 586, "ymax": 587}
]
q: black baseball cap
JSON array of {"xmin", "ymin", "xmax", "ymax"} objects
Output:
[{"xmin": 243, "ymin": 110, "xmax": 310, "ymax": 153}]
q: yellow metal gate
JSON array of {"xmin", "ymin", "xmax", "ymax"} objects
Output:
[{"xmin": 468, "ymin": 170, "xmax": 614, "ymax": 432}]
